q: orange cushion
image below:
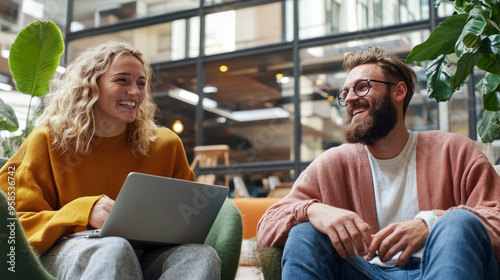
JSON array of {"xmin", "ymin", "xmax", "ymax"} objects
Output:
[{"xmin": 230, "ymin": 197, "xmax": 281, "ymax": 239}]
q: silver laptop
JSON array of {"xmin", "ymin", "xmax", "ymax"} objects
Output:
[{"xmin": 67, "ymin": 172, "xmax": 229, "ymax": 246}]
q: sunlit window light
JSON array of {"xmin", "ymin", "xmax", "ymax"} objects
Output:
[
  {"xmin": 56, "ymin": 66, "xmax": 66, "ymax": 74},
  {"xmin": 0, "ymin": 82, "xmax": 13, "ymax": 92}
]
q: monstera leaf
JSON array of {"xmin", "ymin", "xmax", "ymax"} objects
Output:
[
  {"xmin": 8, "ymin": 21, "xmax": 64, "ymax": 98},
  {"xmin": 407, "ymin": 1, "xmax": 500, "ymax": 142}
]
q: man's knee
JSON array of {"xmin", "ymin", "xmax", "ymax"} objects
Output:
[
  {"xmin": 288, "ymin": 222, "xmax": 322, "ymax": 240},
  {"xmin": 285, "ymin": 222, "xmax": 337, "ymax": 262},
  {"xmin": 434, "ymin": 209, "xmax": 485, "ymax": 236}
]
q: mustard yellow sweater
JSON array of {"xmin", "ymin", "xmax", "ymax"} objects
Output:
[{"xmin": 0, "ymin": 125, "xmax": 195, "ymax": 255}]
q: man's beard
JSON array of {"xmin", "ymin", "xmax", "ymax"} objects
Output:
[{"xmin": 342, "ymin": 90, "xmax": 397, "ymax": 146}]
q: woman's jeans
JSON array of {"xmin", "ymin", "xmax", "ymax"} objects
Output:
[{"xmin": 282, "ymin": 209, "xmax": 499, "ymax": 280}]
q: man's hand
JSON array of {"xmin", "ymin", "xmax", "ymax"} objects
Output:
[
  {"xmin": 89, "ymin": 195, "xmax": 114, "ymax": 229},
  {"xmin": 368, "ymin": 219, "xmax": 428, "ymax": 267},
  {"xmin": 307, "ymin": 203, "xmax": 372, "ymax": 258}
]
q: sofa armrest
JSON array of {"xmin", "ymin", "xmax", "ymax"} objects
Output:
[
  {"xmin": 0, "ymin": 190, "xmax": 56, "ymax": 279},
  {"xmin": 204, "ymin": 199, "xmax": 243, "ymax": 280},
  {"xmin": 258, "ymin": 246, "xmax": 283, "ymax": 280}
]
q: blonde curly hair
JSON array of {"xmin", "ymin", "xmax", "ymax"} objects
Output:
[{"xmin": 38, "ymin": 40, "xmax": 158, "ymax": 156}]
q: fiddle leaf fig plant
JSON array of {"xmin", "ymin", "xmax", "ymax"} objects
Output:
[
  {"xmin": 0, "ymin": 21, "xmax": 64, "ymax": 157},
  {"xmin": 406, "ymin": 0, "xmax": 500, "ymax": 142}
]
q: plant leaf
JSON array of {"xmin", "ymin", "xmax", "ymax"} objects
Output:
[
  {"xmin": 475, "ymin": 72, "xmax": 500, "ymax": 95},
  {"xmin": 455, "ymin": 6, "xmax": 487, "ymax": 57},
  {"xmin": 478, "ymin": 110, "xmax": 500, "ymax": 142},
  {"xmin": 426, "ymin": 54, "xmax": 456, "ymax": 101},
  {"xmin": 489, "ymin": 34, "xmax": 500, "ymax": 53},
  {"xmin": 450, "ymin": 51, "xmax": 481, "ymax": 89},
  {"xmin": 477, "ymin": 53, "xmax": 500, "ymax": 73},
  {"xmin": 0, "ymin": 98, "xmax": 19, "ymax": 132},
  {"xmin": 492, "ymin": 3, "xmax": 500, "ymax": 25},
  {"xmin": 483, "ymin": 91, "xmax": 500, "ymax": 110},
  {"xmin": 406, "ymin": 14, "xmax": 468, "ymax": 63},
  {"xmin": 8, "ymin": 21, "xmax": 64, "ymax": 97}
]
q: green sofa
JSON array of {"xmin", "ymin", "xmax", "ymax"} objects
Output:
[{"xmin": 0, "ymin": 157, "xmax": 242, "ymax": 280}]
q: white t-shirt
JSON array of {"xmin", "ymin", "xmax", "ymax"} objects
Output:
[{"xmin": 367, "ymin": 131, "xmax": 437, "ymax": 267}]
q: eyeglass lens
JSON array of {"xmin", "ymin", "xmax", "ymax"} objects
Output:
[
  {"xmin": 338, "ymin": 80, "xmax": 370, "ymax": 106},
  {"xmin": 339, "ymin": 80, "xmax": 370, "ymax": 100}
]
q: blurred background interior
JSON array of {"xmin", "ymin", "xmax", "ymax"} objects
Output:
[{"xmin": 1, "ymin": 0, "xmax": 499, "ymax": 197}]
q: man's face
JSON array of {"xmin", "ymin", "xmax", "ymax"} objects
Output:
[{"xmin": 341, "ymin": 64, "xmax": 397, "ymax": 146}]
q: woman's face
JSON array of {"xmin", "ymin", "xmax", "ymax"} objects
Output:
[{"xmin": 94, "ymin": 53, "xmax": 146, "ymax": 136}]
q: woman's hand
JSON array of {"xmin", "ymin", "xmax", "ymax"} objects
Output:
[{"xmin": 89, "ymin": 195, "xmax": 115, "ymax": 229}]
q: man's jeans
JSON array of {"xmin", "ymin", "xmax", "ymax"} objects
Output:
[{"xmin": 282, "ymin": 209, "xmax": 499, "ymax": 279}]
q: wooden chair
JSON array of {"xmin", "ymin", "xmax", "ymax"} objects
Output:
[{"xmin": 190, "ymin": 145, "xmax": 230, "ymax": 186}]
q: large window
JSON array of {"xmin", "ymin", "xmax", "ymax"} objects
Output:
[
  {"xmin": 67, "ymin": 18, "xmax": 199, "ymax": 64},
  {"xmin": 152, "ymin": 63, "xmax": 198, "ymax": 157},
  {"xmin": 71, "ymin": 0, "xmax": 199, "ymax": 31},
  {"xmin": 205, "ymin": 2, "xmax": 284, "ymax": 55},
  {"xmin": 299, "ymin": 0, "xmax": 428, "ymax": 40},
  {"xmin": 5, "ymin": 0, "xmax": 493, "ymax": 180},
  {"xmin": 202, "ymin": 50, "xmax": 295, "ymax": 163}
]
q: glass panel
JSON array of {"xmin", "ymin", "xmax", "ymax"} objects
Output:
[
  {"xmin": 299, "ymin": 0, "xmax": 428, "ymax": 40},
  {"xmin": 203, "ymin": 50, "xmax": 295, "ymax": 163},
  {"xmin": 437, "ymin": 1, "xmax": 456, "ymax": 17},
  {"xmin": 300, "ymin": 30, "xmax": 434, "ymax": 161},
  {"xmin": 448, "ymin": 87, "xmax": 469, "ymax": 137},
  {"xmin": 152, "ymin": 63, "xmax": 197, "ymax": 160},
  {"xmin": 71, "ymin": 0, "xmax": 199, "ymax": 31},
  {"xmin": 205, "ymin": 2, "xmax": 283, "ymax": 55},
  {"xmin": 204, "ymin": 0, "xmax": 238, "ymax": 5},
  {"xmin": 67, "ymin": 18, "xmax": 199, "ymax": 64}
]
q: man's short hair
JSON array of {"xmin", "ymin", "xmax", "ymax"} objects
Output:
[{"xmin": 343, "ymin": 46, "xmax": 417, "ymax": 116}]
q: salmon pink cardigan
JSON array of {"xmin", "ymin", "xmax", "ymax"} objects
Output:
[{"xmin": 257, "ymin": 131, "xmax": 500, "ymax": 263}]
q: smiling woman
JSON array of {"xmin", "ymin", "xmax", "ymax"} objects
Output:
[
  {"xmin": 93, "ymin": 53, "xmax": 147, "ymax": 137},
  {"xmin": 37, "ymin": 41, "xmax": 157, "ymax": 156},
  {"xmin": 0, "ymin": 40, "xmax": 223, "ymax": 279}
]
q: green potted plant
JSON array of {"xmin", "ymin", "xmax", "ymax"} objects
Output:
[
  {"xmin": 406, "ymin": 0, "xmax": 500, "ymax": 142},
  {"xmin": 0, "ymin": 21, "xmax": 64, "ymax": 161}
]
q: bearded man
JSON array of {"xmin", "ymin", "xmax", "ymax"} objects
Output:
[{"xmin": 257, "ymin": 46, "xmax": 500, "ymax": 279}]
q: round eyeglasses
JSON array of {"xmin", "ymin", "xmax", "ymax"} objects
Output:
[{"xmin": 337, "ymin": 79, "xmax": 397, "ymax": 107}]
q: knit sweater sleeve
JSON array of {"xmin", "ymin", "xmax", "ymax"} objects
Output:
[
  {"xmin": 0, "ymin": 127, "xmax": 101, "ymax": 255},
  {"xmin": 417, "ymin": 131, "xmax": 500, "ymax": 264},
  {"xmin": 257, "ymin": 144, "xmax": 375, "ymax": 248},
  {"xmin": 454, "ymin": 155, "xmax": 500, "ymax": 264},
  {"xmin": 256, "ymin": 169, "xmax": 321, "ymax": 248}
]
